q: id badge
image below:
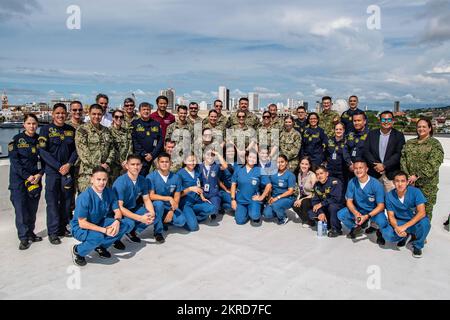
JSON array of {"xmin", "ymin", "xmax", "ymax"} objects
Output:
[
  {"xmin": 204, "ymin": 184, "xmax": 210, "ymax": 192},
  {"xmin": 153, "ymin": 140, "xmax": 157, "ymax": 147},
  {"xmin": 332, "ymin": 152, "xmax": 337, "ymax": 160},
  {"xmin": 352, "ymin": 149, "xmax": 357, "ymax": 157},
  {"xmin": 196, "ymin": 178, "xmax": 201, "ymax": 187}
]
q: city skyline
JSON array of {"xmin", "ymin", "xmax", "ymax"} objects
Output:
[{"xmin": 1, "ymin": 1, "xmax": 450, "ymax": 109}]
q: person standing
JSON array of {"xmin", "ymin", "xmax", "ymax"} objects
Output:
[
  {"xmin": 294, "ymin": 106, "xmax": 308, "ymax": 136},
  {"xmin": 131, "ymin": 102, "xmax": 163, "ymax": 176},
  {"xmin": 364, "ymin": 111, "xmax": 405, "ymax": 192},
  {"xmin": 319, "ymin": 96, "xmax": 340, "ymax": 138},
  {"xmin": 96, "ymin": 93, "xmax": 113, "ymax": 128},
  {"xmin": 279, "ymin": 116, "xmax": 302, "ymax": 172},
  {"xmin": 301, "ymin": 113, "xmax": 328, "ymax": 166},
  {"xmin": 400, "ymin": 118, "xmax": 444, "ymax": 220},
  {"xmin": 110, "ymin": 109, "xmax": 133, "ymax": 182},
  {"xmin": 149, "ymin": 96, "xmax": 175, "ymax": 141},
  {"xmin": 202, "ymin": 99, "xmax": 228, "ymax": 130},
  {"xmin": 268, "ymin": 103, "xmax": 284, "ymax": 130},
  {"xmin": 9, "ymin": 114, "xmax": 44, "ymax": 250},
  {"xmin": 123, "ymin": 97, "xmax": 140, "ymax": 129},
  {"xmin": 345, "ymin": 110, "xmax": 369, "ymax": 175},
  {"xmin": 341, "ymin": 95, "xmax": 366, "ymax": 134},
  {"xmin": 166, "ymin": 105, "xmax": 193, "ymax": 143},
  {"xmin": 39, "ymin": 103, "xmax": 78, "ymax": 244},
  {"xmin": 75, "ymin": 104, "xmax": 116, "ymax": 192},
  {"xmin": 325, "ymin": 122, "xmax": 351, "ymax": 185},
  {"xmin": 66, "ymin": 100, "xmax": 84, "ymax": 129},
  {"xmin": 187, "ymin": 102, "xmax": 203, "ymax": 127},
  {"xmin": 226, "ymin": 97, "xmax": 260, "ymax": 128}
]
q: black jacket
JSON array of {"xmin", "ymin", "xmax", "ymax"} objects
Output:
[{"xmin": 364, "ymin": 128, "xmax": 405, "ymax": 180}]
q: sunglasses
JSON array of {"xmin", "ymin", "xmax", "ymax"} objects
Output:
[
  {"xmin": 263, "ymin": 116, "xmax": 270, "ymax": 119},
  {"xmin": 238, "ymin": 116, "xmax": 246, "ymax": 119},
  {"xmin": 381, "ymin": 118, "xmax": 393, "ymax": 123},
  {"xmin": 72, "ymin": 108, "xmax": 82, "ymax": 112},
  {"xmin": 190, "ymin": 108, "xmax": 198, "ymax": 111},
  {"xmin": 114, "ymin": 116, "xmax": 124, "ymax": 119},
  {"xmin": 124, "ymin": 104, "xmax": 135, "ymax": 107}
]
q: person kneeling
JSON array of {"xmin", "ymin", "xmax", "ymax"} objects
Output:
[
  {"xmin": 337, "ymin": 160, "xmax": 388, "ymax": 244},
  {"xmin": 383, "ymin": 171, "xmax": 431, "ymax": 258},
  {"xmin": 307, "ymin": 166, "xmax": 345, "ymax": 237},
  {"xmin": 112, "ymin": 155, "xmax": 158, "ymax": 243},
  {"xmin": 71, "ymin": 166, "xmax": 131, "ymax": 266},
  {"xmin": 147, "ymin": 153, "xmax": 189, "ymax": 234}
]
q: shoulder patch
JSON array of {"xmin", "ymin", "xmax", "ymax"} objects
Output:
[{"xmin": 8, "ymin": 142, "xmax": 14, "ymax": 152}]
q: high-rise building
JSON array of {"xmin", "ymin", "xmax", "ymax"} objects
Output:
[
  {"xmin": 218, "ymin": 86, "xmax": 230, "ymax": 110},
  {"xmin": 315, "ymin": 101, "xmax": 322, "ymax": 113},
  {"xmin": 394, "ymin": 101, "xmax": 400, "ymax": 113},
  {"xmin": 199, "ymin": 101, "xmax": 208, "ymax": 111},
  {"xmin": 304, "ymin": 102, "xmax": 309, "ymax": 110},
  {"xmin": 176, "ymin": 96, "xmax": 189, "ymax": 106},
  {"xmin": 160, "ymin": 88, "xmax": 175, "ymax": 110},
  {"xmin": 230, "ymin": 98, "xmax": 237, "ymax": 111},
  {"xmin": 1, "ymin": 91, "xmax": 8, "ymax": 110},
  {"xmin": 248, "ymin": 92, "xmax": 259, "ymax": 111}
]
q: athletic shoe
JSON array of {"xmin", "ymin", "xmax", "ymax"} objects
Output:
[
  {"xmin": 347, "ymin": 226, "xmax": 364, "ymax": 239},
  {"xmin": 397, "ymin": 234, "xmax": 411, "ymax": 247},
  {"xmin": 365, "ymin": 226, "xmax": 377, "ymax": 234},
  {"xmin": 71, "ymin": 245, "xmax": 87, "ymax": 266},
  {"xmin": 95, "ymin": 246, "xmax": 112, "ymax": 259},
  {"xmin": 28, "ymin": 234, "xmax": 43, "ymax": 242},
  {"xmin": 210, "ymin": 214, "xmax": 217, "ymax": 221},
  {"xmin": 277, "ymin": 217, "xmax": 289, "ymax": 225}
]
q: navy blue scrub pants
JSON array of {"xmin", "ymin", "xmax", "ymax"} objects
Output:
[
  {"xmin": 308, "ymin": 203, "xmax": 344, "ymax": 231},
  {"xmin": 10, "ymin": 186, "xmax": 40, "ymax": 241},
  {"xmin": 45, "ymin": 174, "xmax": 73, "ymax": 236}
]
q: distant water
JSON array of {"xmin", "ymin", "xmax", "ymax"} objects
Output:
[{"xmin": 0, "ymin": 128, "xmax": 24, "ymax": 157}]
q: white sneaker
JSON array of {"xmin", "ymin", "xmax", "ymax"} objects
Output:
[{"xmin": 302, "ymin": 222, "xmax": 310, "ymax": 228}]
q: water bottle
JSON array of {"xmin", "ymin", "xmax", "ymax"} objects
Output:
[
  {"xmin": 317, "ymin": 221, "xmax": 323, "ymax": 237},
  {"xmin": 322, "ymin": 221, "xmax": 328, "ymax": 236}
]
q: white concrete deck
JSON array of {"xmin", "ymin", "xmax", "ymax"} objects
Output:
[{"xmin": 1, "ymin": 137, "xmax": 449, "ymax": 300}]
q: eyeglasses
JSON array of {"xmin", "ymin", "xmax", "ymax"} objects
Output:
[
  {"xmin": 114, "ymin": 116, "xmax": 124, "ymax": 120},
  {"xmin": 381, "ymin": 118, "xmax": 393, "ymax": 123},
  {"xmin": 238, "ymin": 116, "xmax": 246, "ymax": 119},
  {"xmin": 190, "ymin": 108, "xmax": 198, "ymax": 111},
  {"xmin": 124, "ymin": 104, "xmax": 135, "ymax": 107},
  {"xmin": 72, "ymin": 109, "xmax": 82, "ymax": 112}
]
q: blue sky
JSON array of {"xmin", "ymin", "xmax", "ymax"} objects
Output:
[{"xmin": 1, "ymin": 0, "xmax": 450, "ymax": 110}]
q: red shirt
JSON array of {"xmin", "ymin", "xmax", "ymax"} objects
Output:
[{"xmin": 149, "ymin": 111, "xmax": 175, "ymax": 140}]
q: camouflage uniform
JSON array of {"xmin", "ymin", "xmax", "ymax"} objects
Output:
[
  {"xmin": 65, "ymin": 119, "xmax": 83, "ymax": 130},
  {"xmin": 166, "ymin": 120, "xmax": 193, "ymax": 143},
  {"xmin": 110, "ymin": 126, "xmax": 133, "ymax": 182},
  {"xmin": 269, "ymin": 116, "xmax": 285, "ymax": 131},
  {"xmin": 75, "ymin": 123, "xmax": 116, "ymax": 192},
  {"xmin": 203, "ymin": 122, "xmax": 226, "ymax": 144},
  {"xmin": 226, "ymin": 125, "xmax": 258, "ymax": 152},
  {"xmin": 226, "ymin": 110, "xmax": 260, "ymax": 129},
  {"xmin": 124, "ymin": 112, "xmax": 139, "ymax": 129},
  {"xmin": 319, "ymin": 110, "xmax": 340, "ymax": 137},
  {"xmin": 257, "ymin": 126, "xmax": 281, "ymax": 150},
  {"xmin": 202, "ymin": 114, "xmax": 228, "ymax": 131},
  {"xmin": 187, "ymin": 116, "xmax": 203, "ymax": 126},
  {"xmin": 400, "ymin": 136, "xmax": 444, "ymax": 219},
  {"xmin": 279, "ymin": 128, "xmax": 302, "ymax": 172}
]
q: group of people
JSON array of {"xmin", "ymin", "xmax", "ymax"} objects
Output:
[{"xmin": 8, "ymin": 93, "xmax": 447, "ymax": 266}]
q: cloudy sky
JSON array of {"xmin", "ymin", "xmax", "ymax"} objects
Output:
[{"xmin": 0, "ymin": 0, "xmax": 450, "ymax": 109}]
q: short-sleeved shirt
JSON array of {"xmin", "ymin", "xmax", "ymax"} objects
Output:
[
  {"xmin": 147, "ymin": 170, "xmax": 182, "ymax": 197},
  {"xmin": 177, "ymin": 167, "xmax": 202, "ymax": 204},
  {"xmin": 231, "ymin": 165, "xmax": 270, "ymax": 204},
  {"xmin": 269, "ymin": 170, "xmax": 296, "ymax": 198},
  {"xmin": 345, "ymin": 176, "xmax": 385, "ymax": 214},
  {"xmin": 385, "ymin": 186, "xmax": 427, "ymax": 221},
  {"xmin": 199, "ymin": 162, "xmax": 222, "ymax": 198},
  {"xmin": 112, "ymin": 173, "xmax": 149, "ymax": 210},
  {"xmin": 71, "ymin": 186, "xmax": 118, "ymax": 230}
]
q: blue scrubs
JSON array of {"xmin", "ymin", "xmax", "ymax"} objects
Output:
[
  {"xmin": 177, "ymin": 167, "xmax": 216, "ymax": 224},
  {"xmin": 337, "ymin": 176, "xmax": 389, "ymax": 232},
  {"xmin": 39, "ymin": 123, "xmax": 78, "ymax": 236},
  {"xmin": 146, "ymin": 171, "xmax": 191, "ymax": 232},
  {"xmin": 71, "ymin": 187, "xmax": 131, "ymax": 257},
  {"xmin": 263, "ymin": 170, "xmax": 296, "ymax": 222},
  {"xmin": 232, "ymin": 165, "xmax": 270, "ymax": 224},
  {"xmin": 219, "ymin": 163, "xmax": 237, "ymax": 210},
  {"xmin": 9, "ymin": 132, "xmax": 43, "ymax": 241},
  {"xmin": 199, "ymin": 162, "xmax": 222, "ymax": 214},
  {"xmin": 383, "ymin": 186, "xmax": 430, "ymax": 249},
  {"xmin": 112, "ymin": 173, "xmax": 161, "ymax": 235}
]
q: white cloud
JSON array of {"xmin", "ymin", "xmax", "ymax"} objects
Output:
[
  {"xmin": 313, "ymin": 87, "xmax": 328, "ymax": 96},
  {"xmin": 310, "ymin": 18, "xmax": 353, "ymax": 37}
]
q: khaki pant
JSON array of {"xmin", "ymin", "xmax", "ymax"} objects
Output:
[{"xmin": 379, "ymin": 174, "xmax": 395, "ymax": 193}]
